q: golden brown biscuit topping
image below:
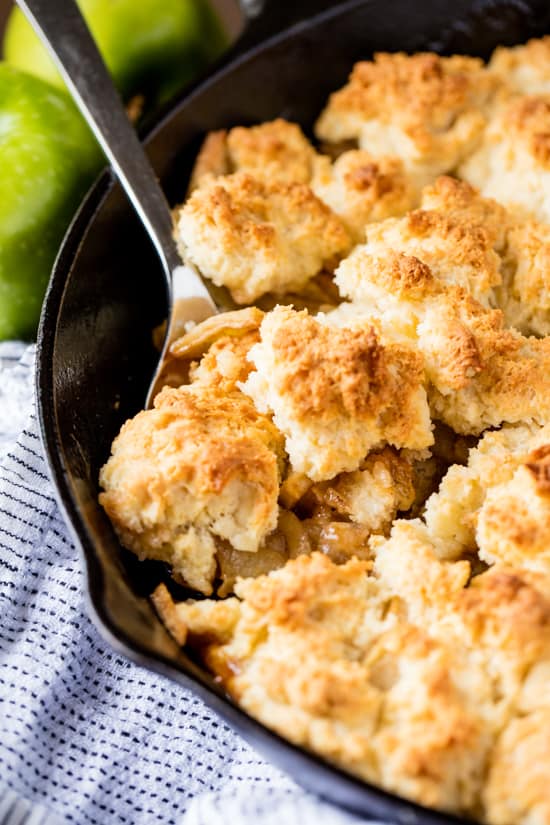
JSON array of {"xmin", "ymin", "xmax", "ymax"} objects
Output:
[
  {"xmin": 525, "ymin": 445, "xmax": 550, "ymax": 495},
  {"xmin": 101, "ymin": 38, "xmax": 550, "ymax": 825}
]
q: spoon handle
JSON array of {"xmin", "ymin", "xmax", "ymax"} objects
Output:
[{"xmin": 17, "ymin": 0, "xmax": 181, "ymax": 276}]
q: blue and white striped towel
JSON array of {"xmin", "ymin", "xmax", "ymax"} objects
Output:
[{"xmin": 0, "ymin": 342, "xmax": 376, "ymax": 825}]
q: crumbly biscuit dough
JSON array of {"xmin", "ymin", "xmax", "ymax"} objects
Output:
[
  {"xmin": 429, "ymin": 179, "xmax": 550, "ymax": 338},
  {"xmin": 336, "ymin": 175, "xmax": 550, "ymax": 338},
  {"xmin": 189, "ymin": 121, "xmax": 418, "ymax": 241},
  {"xmin": 419, "ymin": 175, "xmax": 509, "ymax": 253},
  {"xmin": 424, "ymin": 423, "xmax": 550, "ymax": 559},
  {"xmin": 335, "ymin": 250, "xmax": 550, "ymax": 433},
  {"xmin": 242, "ymin": 306, "xmax": 433, "ymax": 481},
  {"xmin": 99, "ymin": 385, "xmax": 285, "ymax": 594},
  {"xmin": 489, "ymin": 36, "xmax": 550, "ymax": 94},
  {"xmin": 476, "ymin": 447, "xmax": 550, "ymax": 574},
  {"xmin": 157, "ymin": 544, "xmax": 550, "ymax": 818},
  {"xmin": 485, "ymin": 710, "xmax": 550, "ymax": 825},
  {"xmin": 338, "ymin": 176, "xmax": 509, "ymax": 308},
  {"xmin": 428, "ymin": 332, "xmax": 550, "ymax": 434},
  {"xmin": 189, "ymin": 120, "xmax": 319, "ymax": 190},
  {"xmin": 188, "ymin": 329, "xmax": 261, "ymax": 389},
  {"xmin": 316, "ymin": 52, "xmax": 499, "ymax": 183},
  {"xmin": 499, "ymin": 220, "xmax": 550, "ymax": 336},
  {"xmin": 460, "ymin": 95, "xmax": 550, "ymax": 224},
  {"xmin": 154, "ymin": 551, "xmax": 487, "ymax": 812},
  {"xmin": 174, "ymin": 172, "xmax": 351, "ymax": 303},
  {"xmin": 310, "ymin": 150, "xmax": 418, "ymax": 241}
]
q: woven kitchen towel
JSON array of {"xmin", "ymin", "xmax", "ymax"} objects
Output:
[{"xmin": 0, "ymin": 342, "xmax": 378, "ymax": 825}]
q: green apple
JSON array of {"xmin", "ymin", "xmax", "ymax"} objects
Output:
[
  {"xmin": 3, "ymin": 0, "xmax": 228, "ymax": 103},
  {"xmin": 0, "ymin": 64, "xmax": 102, "ymax": 340}
]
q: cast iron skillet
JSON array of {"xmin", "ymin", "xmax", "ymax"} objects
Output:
[{"xmin": 37, "ymin": 1, "xmax": 550, "ymax": 822}]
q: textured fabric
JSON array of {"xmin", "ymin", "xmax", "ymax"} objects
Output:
[
  {"xmin": 0, "ymin": 343, "xmax": 377, "ymax": 825},
  {"xmin": 0, "ymin": 343, "xmax": 34, "ymax": 464}
]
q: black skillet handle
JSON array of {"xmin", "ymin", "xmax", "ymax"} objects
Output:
[{"xmin": 235, "ymin": 0, "xmax": 352, "ymax": 55}]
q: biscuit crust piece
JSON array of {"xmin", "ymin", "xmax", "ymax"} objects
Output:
[
  {"xmin": 316, "ymin": 52, "xmax": 499, "ymax": 183},
  {"xmin": 338, "ymin": 174, "xmax": 550, "ymax": 338},
  {"xmin": 99, "ymin": 385, "xmax": 285, "ymax": 594},
  {"xmin": 310, "ymin": 150, "xmax": 418, "ymax": 241},
  {"xmin": 353, "ymin": 176, "xmax": 509, "ymax": 307},
  {"xmin": 157, "ymin": 549, "xmax": 493, "ymax": 815},
  {"xmin": 242, "ymin": 306, "xmax": 433, "ymax": 481},
  {"xmin": 189, "ymin": 122, "xmax": 418, "ymax": 240},
  {"xmin": 499, "ymin": 220, "xmax": 550, "ymax": 337},
  {"xmin": 188, "ymin": 119, "xmax": 319, "ymax": 191},
  {"xmin": 153, "ymin": 515, "xmax": 550, "ymax": 822},
  {"xmin": 419, "ymin": 175, "xmax": 509, "ymax": 253},
  {"xmin": 423, "ymin": 423, "xmax": 550, "ymax": 559},
  {"xmin": 174, "ymin": 172, "xmax": 351, "ymax": 304},
  {"xmin": 489, "ymin": 36, "xmax": 550, "ymax": 95},
  {"xmin": 476, "ymin": 446, "xmax": 550, "ymax": 575},
  {"xmin": 460, "ymin": 95, "xmax": 550, "ymax": 224},
  {"xmin": 485, "ymin": 709, "xmax": 550, "ymax": 825},
  {"xmin": 335, "ymin": 250, "xmax": 550, "ymax": 434}
]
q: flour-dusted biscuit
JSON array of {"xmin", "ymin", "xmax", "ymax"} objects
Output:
[
  {"xmin": 225, "ymin": 119, "xmax": 319, "ymax": 185},
  {"xmin": 174, "ymin": 172, "xmax": 351, "ymax": 304},
  {"xmin": 364, "ymin": 623, "xmax": 491, "ymax": 813},
  {"xmin": 424, "ymin": 423, "xmax": 550, "ymax": 559},
  {"xmin": 500, "ymin": 220, "xmax": 550, "ymax": 337},
  {"xmin": 154, "ymin": 516, "xmax": 550, "ymax": 821},
  {"xmin": 485, "ymin": 709, "xmax": 550, "ymax": 825},
  {"xmin": 99, "ymin": 385, "xmax": 285, "ymax": 594},
  {"xmin": 335, "ymin": 250, "xmax": 550, "ymax": 433},
  {"xmin": 370, "ymin": 519, "xmax": 471, "ymax": 624},
  {"xmin": 447, "ymin": 567, "xmax": 550, "ymax": 716},
  {"xmin": 477, "ymin": 446, "xmax": 550, "ymax": 575},
  {"xmin": 334, "ymin": 175, "xmax": 550, "ymax": 337},
  {"xmin": 334, "ymin": 249, "xmax": 488, "ymax": 387},
  {"xmin": 419, "ymin": 175, "xmax": 509, "ymax": 253},
  {"xmin": 460, "ymin": 95, "xmax": 550, "ymax": 224},
  {"xmin": 188, "ymin": 120, "xmax": 319, "ymax": 191},
  {"xmin": 489, "ymin": 36, "xmax": 550, "ymax": 95},
  {"xmin": 372, "ymin": 525, "xmax": 550, "ymax": 714},
  {"xmin": 154, "ymin": 554, "xmax": 487, "ymax": 810},
  {"xmin": 189, "ymin": 122, "xmax": 418, "ymax": 243},
  {"xmin": 242, "ymin": 306, "xmax": 433, "ymax": 481},
  {"xmin": 316, "ymin": 52, "xmax": 500, "ymax": 184},
  {"xmin": 429, "ymin": 331, "xmax": 550, "ymax": 434},
  {"xmin": 344, "ymin": 176, "xmax": 507, "ymax": 306},
  {"xmin": 155, "ymin": 550, "xmax": 491, "ymax": 815},
  {"xmin": 372, "ymin": 525, "xmax": 550, "ymax": 744},
  {"xmin": 310, "ymin": 150, "xmax": 418, "ymax": 241}
]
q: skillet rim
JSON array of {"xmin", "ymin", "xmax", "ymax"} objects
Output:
[{"xmin": 35, "ymin": 1, "xmax": 533, "ymax": 821}]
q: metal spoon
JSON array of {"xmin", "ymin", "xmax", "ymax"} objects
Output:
[{"xmin": 17, "ymin": 0, "xmax": 220, "ymax": 407}]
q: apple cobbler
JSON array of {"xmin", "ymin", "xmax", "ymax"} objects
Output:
[{"xmin": 100, "ymin": 38, "xmax": 550, "ymax": 825}]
